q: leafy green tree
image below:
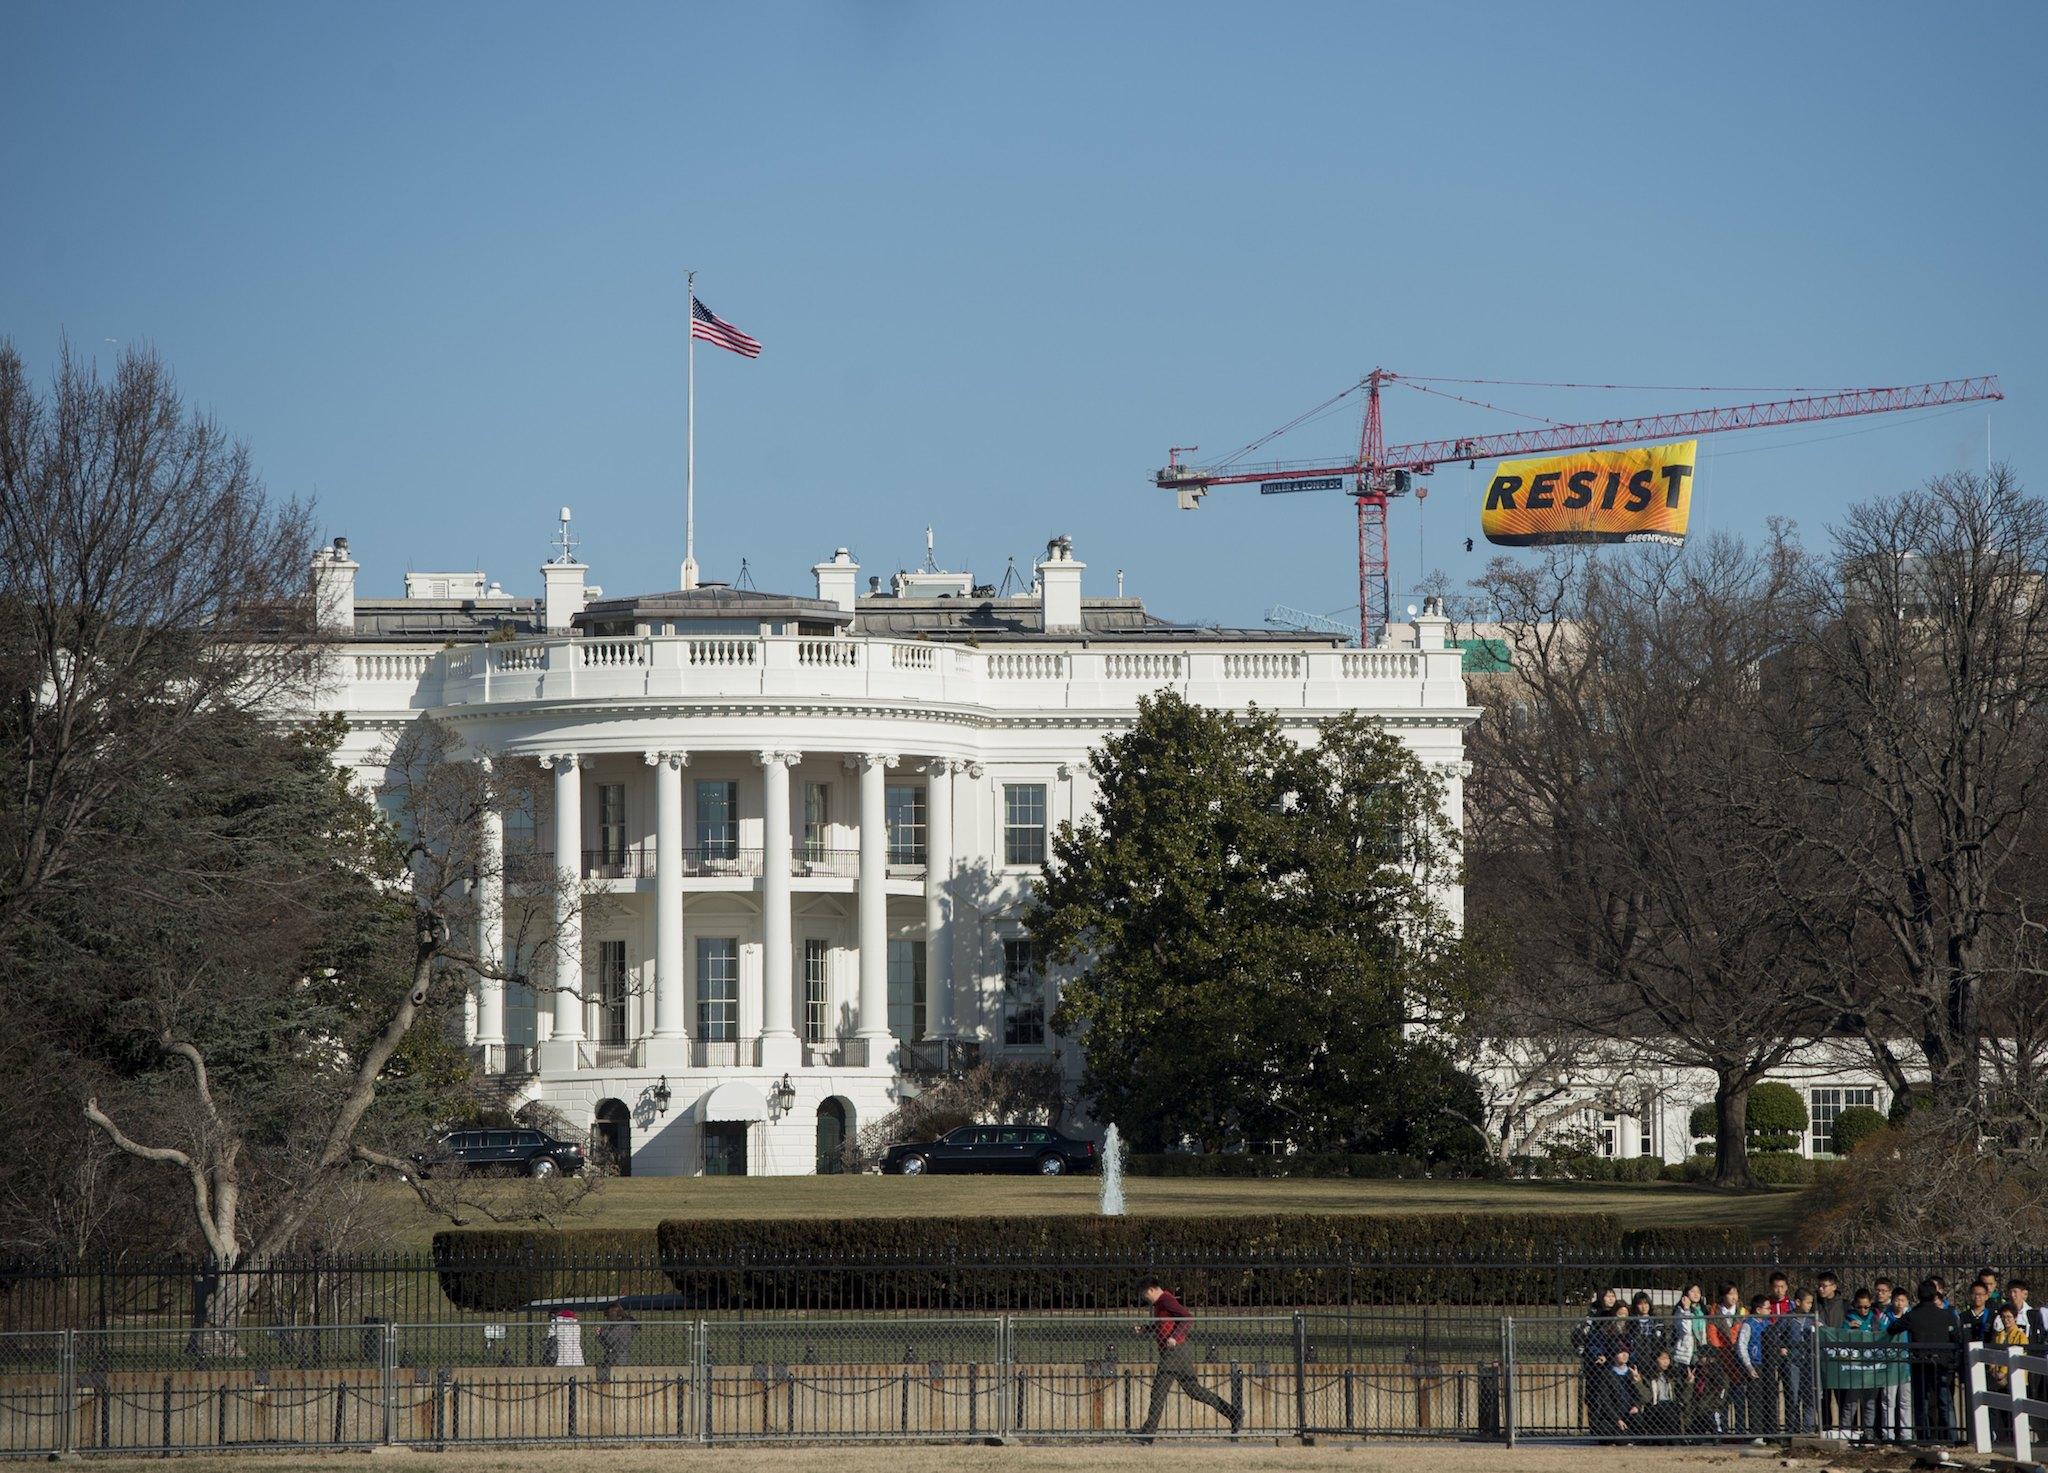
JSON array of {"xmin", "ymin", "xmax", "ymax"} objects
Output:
[{"xmin": 1027, "ymin": 692, "xmax": 1486, "ymax": 1156}]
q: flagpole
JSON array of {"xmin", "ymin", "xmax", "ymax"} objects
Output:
[{"xmin": 683, "ymin": 269, "xmax": 699, "ymax": 590}]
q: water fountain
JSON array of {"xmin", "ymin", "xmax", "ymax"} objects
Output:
[{"xmin": 1098, "ymin": 1123, "xmax": 1127, "ymax": 1215}]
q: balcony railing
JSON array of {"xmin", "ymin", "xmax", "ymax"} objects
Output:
[
  {"xmin": 504, "ymin": 846, "xmax": 916, "ymax": 881},
  {"xmin": 796, "ymin": 846, "xmax": 859, "ymax": 878},
  {"xmin": 411, "ymin": 633, "xmax": 1449, "ymax": 717}
]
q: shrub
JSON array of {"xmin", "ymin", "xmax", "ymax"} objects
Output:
[
  {"xmin": 1746, "ymin": 1084, "xmax": 1808, "ymax": 1153},
  {"xmin": 1829, "ymin": 1106, "xmax": 1887, "ymax": 1157},
  {"xmin": 1747, "ymin": 1151, "xmax": 1814, "ymax": 1187}
]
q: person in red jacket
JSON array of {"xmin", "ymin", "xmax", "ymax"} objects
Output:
[{"xmin": 1135, "ymin": 1279, "xmax": 1242, "ymax": 1437}]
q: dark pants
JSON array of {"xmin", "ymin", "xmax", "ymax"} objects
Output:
[
  {"xmin": 1139, "ymin": 1339, "xmax": 1236, "ymax": 1433},
  {"xmin": 1783, "ymin": 1354, "xmax": 1813, "ymax": 1433},
  {"xmin": 1910, "ymin": 1360, "xmax": 1955, "ymax": 1442}
]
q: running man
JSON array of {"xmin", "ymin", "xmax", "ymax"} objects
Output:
[{"xmin": 1135, "ymin": 1277, "xmax": 1242, "ymax": 1436}]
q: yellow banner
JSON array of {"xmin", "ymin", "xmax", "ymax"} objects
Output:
[{"xmin": 1480, "ymin": 440, "xmax": 1696, "ymax": 547}]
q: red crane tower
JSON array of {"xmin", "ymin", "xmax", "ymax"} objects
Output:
[{"xmin": 1156, "ymin": 371, "xmax": 2004, "ymax": 646}]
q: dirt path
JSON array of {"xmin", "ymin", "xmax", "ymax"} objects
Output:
[{"xmin": 64, "ymin": 1442, "xmax": 1924, "ymax": 1473}]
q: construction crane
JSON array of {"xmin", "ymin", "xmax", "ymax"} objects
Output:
[
  {"xmin": 1265, "ymin": 604, "xmax": 1358, "ymax": 640},
  {"xmin": 1158, "ymin": 371, "xmax": 2004, "ymax": 646}
]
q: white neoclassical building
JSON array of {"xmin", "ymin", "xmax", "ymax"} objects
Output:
[{"xmin": 306, "ymin": 527, "xmax": 1477, "ymax": 1175}]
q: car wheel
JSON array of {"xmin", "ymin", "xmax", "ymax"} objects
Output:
[
  {"xmin": 900, "ymin": 1155, "xmax": 928, "ymax": 1176},
  {"xmin": 528, "ymin": 1157, "xmax": 559, "ymax": 1179},
  {"xmin": 1037, "ymin": 1154, "xmax": 1066, "ymax": 1176}
]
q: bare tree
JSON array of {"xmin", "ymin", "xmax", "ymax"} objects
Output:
[
  {"xmin": 1469, "ymin": 533, "xmax": 1844, "ymax": 1186},
  {"xmin": 76, "ymin": 718, "xmax": 591, "ymax": 1329},
  {"xmin": 0, "ymin": 339, "xmax": 318, "ymax": 941},
  {"xmin": 1774, "ymin": 468, "xmax": 2048, "ymax": 1115}
]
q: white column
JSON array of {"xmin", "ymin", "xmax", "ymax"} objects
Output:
[
  {"xmin": 854, "ymin": 752, "xmax": 896, "ymax": 1056},
  {"xmin": 645, "ymin": 749, "xmax": 688, "ymax": 1069},
  {"xmin": 474, "ymin": 757, "xmax": 506, "ymax": 1054},
  {"xmin": 541, "ymin": 752, "xmax": 584, "ymax": 1069},
  {"xmin": 758, "ymin": 751, "xmax": 800, "ymax": 1069},
  {"xmin": 924, "ymin": 759, "xmax": 954, "ymax": 1041}
]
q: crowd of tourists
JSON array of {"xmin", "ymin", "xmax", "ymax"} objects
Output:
[{"xmin": 1573, "ymin": 1269, "xmax": 2043, "ymax": 1443}]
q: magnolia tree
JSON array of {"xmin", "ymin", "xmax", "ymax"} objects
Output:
[{"xmin": 1027, "ymin": 693, "xmax": 1490, "ymax": 1158}]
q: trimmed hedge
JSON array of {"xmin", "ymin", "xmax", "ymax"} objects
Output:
[
  {"xmin": 1126, "ymin": 1152, "xmax": 1677, "ymax": 1183},
  {"xmin": 434, "ymin": 1215, "xmax": 1758, "ymax": 1312},
  {"xmin": 1129, "ymin": 1152, "xmax": 1450, "ymax": 1179},
  {"xmin": 431, "ymin": 1229, "xmax": 661, "ymax": 1312},
  {"xmin": 602, "ymin": 1214, "xmax": 1761, "ymax": 1311}
]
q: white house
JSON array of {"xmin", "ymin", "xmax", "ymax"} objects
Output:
[{"xmin": 308, "ymin": 527, "xmax": 1478, "ymax": 1176}]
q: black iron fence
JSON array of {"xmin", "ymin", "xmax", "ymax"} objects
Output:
[
  {"xmin": 4, "ymin": 1247, "xmax": 2041, "ymax": 1332},
  {"xmin": 0, "ymin": 1311, "xmax": 2010, "ymax": 1455}
]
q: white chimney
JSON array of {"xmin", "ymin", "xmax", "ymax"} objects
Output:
[
  {"xmin": 1413, "ymin": 594, "xmax": 1450, "ymax": 651},
  {"xmin": 542, "ymin": 506, "xmax": 588, "ymax": 632},
  {"xmin": 1036, "ymin": 535, "xmax": 1084, "ymax": 633},
  {"xmin": 813, "ymin": 548, "xmax": 859, "ymax": 613},
  {"xmin": 311, "ymin": 536, "xmax": 358, "ymax": 634},
  {"xmin": 541, "ymin": 560, "xmax": 587, "ymax": 632}
]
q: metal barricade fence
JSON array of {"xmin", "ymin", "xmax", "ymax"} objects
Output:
[
  {"xmin": 1007, "ymin": 1313, "xmax": 1291, "ymax": 1438},
  {"xmin": 70, "ymin": 1323, "xmax": 389, "ymax": 1453},
  {"xmin": 1298, "ymin": 1310, "xmax": 1510, "ymax": 1438},
  {"xmin": 1504, "ymin": 1314, "xmax": 1824, "ymax": 1442},
  {"xmin": 0, "ymin": 1331, "xmax": 69, "ymax": 1455},
  {"xmin": 701, "ymin": 1317, "xmax": 1004, "ymax": 1440},
  {"xmin": 1, "ymin": 1312, "xmax": 1987, "ymax": 1453},
  {"xmin": 392, "ymin": 1317, "xmax": 700, "ymax": 1444}
]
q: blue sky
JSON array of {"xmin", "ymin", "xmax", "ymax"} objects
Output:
[{"xmin": 4, "ymin": 2, "xmax": 2041, "ymax": 632}]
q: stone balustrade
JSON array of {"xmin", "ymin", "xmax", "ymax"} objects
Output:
[{"xmin": 337, "ymin": 634, "xmax": 1447, "ymax": 714}]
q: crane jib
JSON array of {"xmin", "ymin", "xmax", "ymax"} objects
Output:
[{"xmin": 1259, "ymin": 476, "xmax": 1348, "ymax": 495}]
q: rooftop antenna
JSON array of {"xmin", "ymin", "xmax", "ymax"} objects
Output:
[
  {"xmin": 733, "ymin": 558, "xmax": 757, "ymax": 591},
  {"xmin": 921, "ymin": 526, "xmax": 940, "ymax": 573},
  {"xmin": 551, "ymin": 506, "xmax": 580, "ymax": 565},
  {"xmin": 1116, "ymin": 569, "xmax": 1125, "ymax": 597},
  {"xmin": 997, "ymin": 556, "xmax": 1027, "ymax": 597}
]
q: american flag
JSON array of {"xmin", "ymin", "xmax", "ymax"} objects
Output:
[{"xmin": 691, "ymin": 297, "xmax": 762, "ymax": 358}]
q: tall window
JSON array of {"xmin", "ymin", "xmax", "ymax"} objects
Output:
[
  {"xmin": 886, "ymin": 784, "xmax": 927, "ymax": 865},
  {"xmin": 696, "ymin": 780, "xmax": 738, "ymax": 858},
  {"xmin": 802, "ymin": 782, "xmax": 831, "ymax": 862},
  {"xmin": 1596, "ymin": 1112, "xmax": 1620, "ymax": 1158},
  {"xmin": 888, "ymin": 939, "xmax": 927, "ymax": 1041},
  {"xmin": 804, "ymin": 939, "xmax": 831, "ymax": 1043},
  {"xmin": 696, "ymin": 937, "xmax": 738, "ymax": 1041},
  {"xmin": 1004, "ymin": 783, "xmax": 1048, "ymax": 866},
  {"xmin": 597, "ymin": 783, "xmax": 627, "ymax": 867},
  {"xmin": 1808, "ymin": 1086, "xmax": 1879, "ymax": 1154},
  {"xmin": 1002, "ymin": 937, "xmax": 1047, "ymax": 1047},
  {"xmin": 597, "ymin": 940, "xmax": 628, "ymax": 1044}
]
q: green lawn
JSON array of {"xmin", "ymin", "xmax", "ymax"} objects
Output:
[{"xmin": 367, "ymin": 1174, "xmax": 1808, "ymax": 1251}]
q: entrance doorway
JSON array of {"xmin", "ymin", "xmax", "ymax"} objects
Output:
[
  {"xmin": 593, "ymin": 1099, "xmax": 631, "ymax": 1176},
  {"xmin": 815, "ymin": 1098, "xmax": 850, "ymax": 1174},
  {"xmin": 703, "ymin": 1122, "xmax": 749, "ymax": 1176}
]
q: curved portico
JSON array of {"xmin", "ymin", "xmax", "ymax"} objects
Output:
[{"xmin": 319, "ymin": 535, "xmax": 1477, "ymax": 1173}]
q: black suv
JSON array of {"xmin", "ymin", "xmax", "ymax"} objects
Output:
[
  {"xmin": 411, "ymin": 1128, "xmax": 586, "ymax": 1179},
  {"xmin": 882, "ymin": 1124, "xmax": 1097, "ymax": 1176}
]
